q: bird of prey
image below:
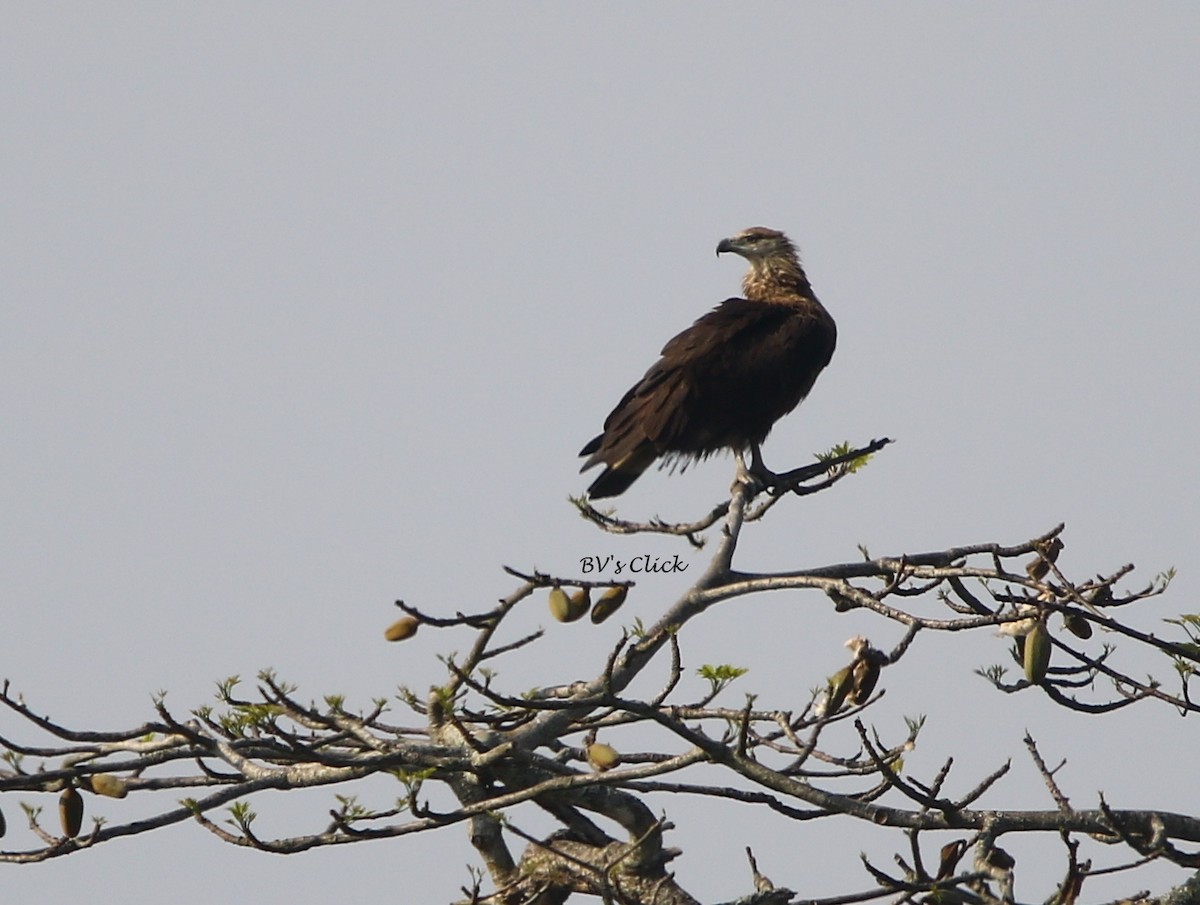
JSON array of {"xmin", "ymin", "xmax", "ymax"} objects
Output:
[{"xmin": 579, "ymin": 227, "xmax": 837, "ymax": 499}]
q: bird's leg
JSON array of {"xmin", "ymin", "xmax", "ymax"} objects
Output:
[
  {"xmin": 748, "ymin": 442, "xmax": 785, "ymax": 489},
  {"xmin": 733, "ymin": 445, "xmax": 776, "ymax": 497},
  {"xmin": 733, "ymin": 448, "xmax": 749, "ymax": 481},
  {"xmin": 732, "ymin": 448, "xmax": 758, "ymax": 494}
]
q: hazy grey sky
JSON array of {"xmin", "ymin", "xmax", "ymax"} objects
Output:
[{"xmin": 3, "ymin": 5, "xmax": 1198, "ymax": 902}]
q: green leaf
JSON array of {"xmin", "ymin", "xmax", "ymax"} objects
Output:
[
  {"xmin": 698, "ymin": 664, "xmax": 749, "ymax": 682},
  {"xmin": 698, "ymin": 664, "xmax": 748, "ymax": 698},
  {"xmin": 818, "ymin": 441, "xmax": 875, "ymax": 474},
  {"xmin": 226, "ymin": 800, "xmax": 256, "ymax": 829}
]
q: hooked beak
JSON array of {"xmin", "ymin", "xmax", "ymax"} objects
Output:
[{"xmin": 715, "ymin": 237, "xmax": 736, "ymax": 257}]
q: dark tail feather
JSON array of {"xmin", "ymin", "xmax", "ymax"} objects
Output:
[
  {"xmin": 582, "ymin": 443, "xmax": 658, "ymax": 499},
  {"xmin": 587, "ymin": 465, "xmax": 644, "ymax": 499}
]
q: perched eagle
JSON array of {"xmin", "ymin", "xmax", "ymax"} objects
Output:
[{"xmin": 579, "ymin": 227, "xmax": 837, "ymax": 499}]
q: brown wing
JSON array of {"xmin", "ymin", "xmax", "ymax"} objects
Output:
[{"xmin": 580, "ymin": 298, "xmax": 836, "ymax": 497}]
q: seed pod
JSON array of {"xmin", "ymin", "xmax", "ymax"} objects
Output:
[
  {"xmin": 384, "ymin": 616, "xmax": 419, "ymax": 642},
  {"xmin": 1025, "ymin": 537, "xmax": 1064, "ymax": 579},
  {"xmin": 936, "ymin": 839, "xmax": 967, "ymax": 880},
  {"xmin": 590, "ymin": 586, "xmax": 628, "ymax": 624},
  {"xmin": 89, "ymin": 774, "xmax": 128, "ymax": 799},
  {"xmin": 1063, "ymin": 611, "xmax": 1093, "ymax": 639},
  {"xmin": 547, "ymin": 587, "xmax": 572, "ymax": 622},
  {"xmin": 997, "ymin": 604, "xmax": 1038, "ymax": 638},
  {"xmin": 978, "ymin": 844, "xmax": 1016, "ymax": 876},
  {"xmin": 586, "ymin": 741, "xmax": 620, "ymax": 771},
  {"xmin": 849, "ymin": 652, "xmax": 883, "ymax": 706},
  {"xmin": 59, "ymin": 786, "xmax": 84, "ymax": 838},
  {"xmin": 564, "ymin": 588, "xmax": 590, "ymax": 622},
  {"xmin": 1024, "ymin": 620, "xmax": 1052, "ymax": 684},
  {"xmin": 825, "ymin": 588, "xmax": 855, "ymax": 612},
  {"xmin": 823, "ymin": 665, "xmax": 855, "ymax": 716}
]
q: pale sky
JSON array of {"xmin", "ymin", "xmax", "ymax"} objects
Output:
[{"xmin": 3, "ymin": 5, "xmax": 1198, "ymax": 902}]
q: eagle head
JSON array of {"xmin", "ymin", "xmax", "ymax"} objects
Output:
[
  {"xmin": 715, "ymin": 227, "xmax": 795, "ymax": 260},
  {"xmin": 716, "ymin": 227, "xmax": 809, "ymax": 302}
]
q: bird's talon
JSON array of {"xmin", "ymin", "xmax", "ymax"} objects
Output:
[{"xmin": 733, "ymin": 471, "xmax": 765, "ymax": 496}]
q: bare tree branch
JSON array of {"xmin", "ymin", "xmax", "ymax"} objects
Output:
[{"xmin": 2, "ymin": 441, "xmax": 1196, "ymax": 904}]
